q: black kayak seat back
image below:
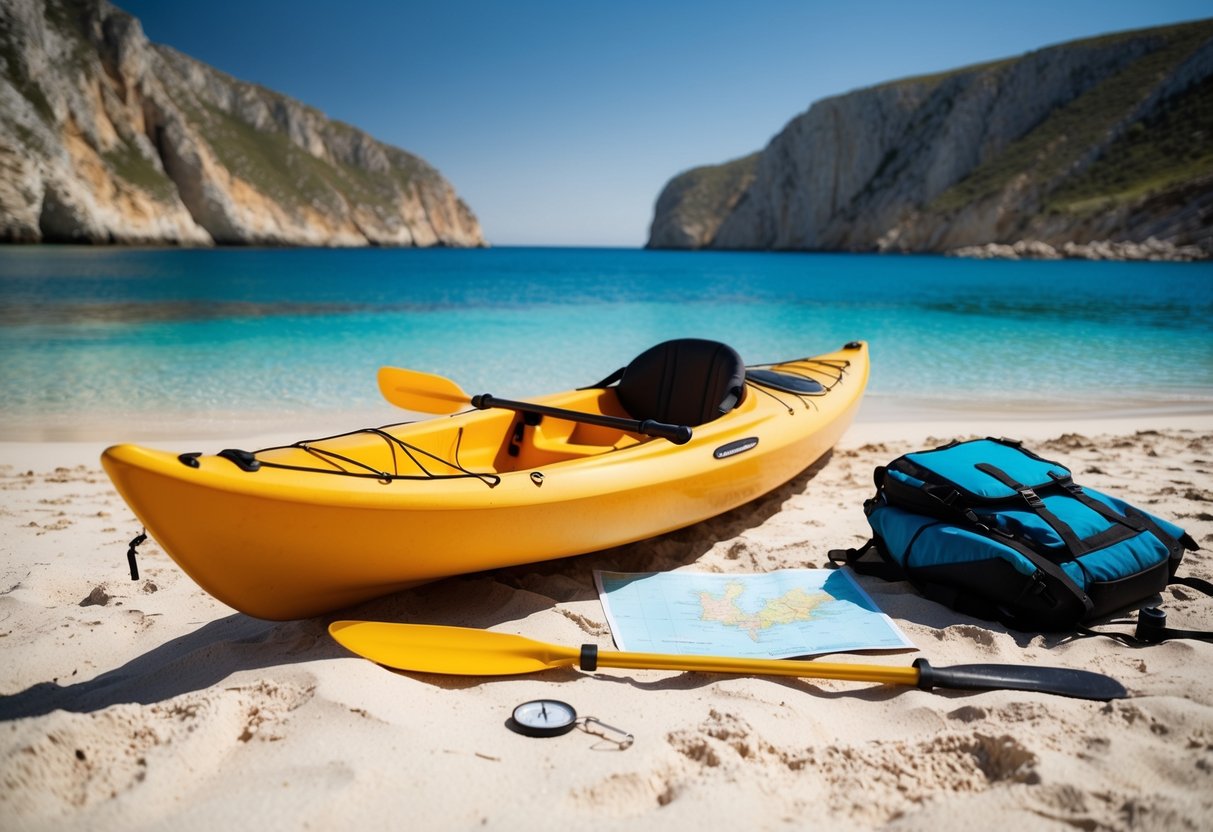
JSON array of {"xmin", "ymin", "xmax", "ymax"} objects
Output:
[{"xmin": 615, "ymin": 339, "xmax": 747, "ymax": 428}]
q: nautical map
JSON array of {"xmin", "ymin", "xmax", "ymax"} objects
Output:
[{"xmin": 594, "ymin": 569, "xmax": 914, "ymax": 659}]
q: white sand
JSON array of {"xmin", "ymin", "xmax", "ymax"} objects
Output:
[{"xmin": 2, "ymin": 405, "xmax": 1212, "ymax": 830}]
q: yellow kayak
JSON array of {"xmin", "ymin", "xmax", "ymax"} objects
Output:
[{"xmin": 102, "ymin": 340, "xmax": 869, "ymax": 619}]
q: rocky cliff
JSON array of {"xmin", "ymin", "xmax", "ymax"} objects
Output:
[
  {"xmin": 0, "ymin": 0, "xmax": 485, "ymax": 246},
  {"xmin": 648, "ymin": 19, "xmax": 1213, "ymax": 257}
]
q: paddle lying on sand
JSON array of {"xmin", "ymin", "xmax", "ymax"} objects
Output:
[
  {"xmin": 328, "ymin": 621, "xmax": 1128, "ymax": 702},
  {"xmin": 377, "ymin": 366, "xmax": 693, "ymax": 445}
]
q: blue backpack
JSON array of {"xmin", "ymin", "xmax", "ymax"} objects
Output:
[{"xmin": 830, "ymin": 437, "xmax": 1206, "ymax": 633}]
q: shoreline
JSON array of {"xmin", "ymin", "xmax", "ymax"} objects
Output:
[
  {"xmin": 2, "ymin": 395, "xmax": 1210, "ymax": 464},
  {"xmin": 2, "ymin": 409, "xmax": 1211, "ymax": 829},
  {"xmin": 6, "ymin": 239, "xmax": 1209, "ymax": 261}
]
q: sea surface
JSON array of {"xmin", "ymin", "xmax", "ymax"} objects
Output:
[{"xmin": 1, "ymin": 246, "xmax": 1211, "ymax": 439}]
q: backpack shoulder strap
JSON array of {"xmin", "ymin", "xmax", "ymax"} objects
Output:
[
  {"xmin": 827, "ymin": 539, "xmax": 904, "ymax": 581},
  {"xmin": 828, "ymin": 538, "xmax": 1039, "ymax": 626},
  {"xmin": 1173, "ymin": 574, "xmax": 1213, "ymax": 595},
  {"xmin": 1080, "ymin": 604, "xmax": 1213, "ymax": 645},
  {"xmin": 975, "ymin": 463, "xmax": 1091, "ymax": 555},
  {"xmin": 973, "ymin": 523, "xmax": 1096, "ymax": 618}
]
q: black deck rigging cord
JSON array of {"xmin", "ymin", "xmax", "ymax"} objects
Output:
[
  {"xmin": 231, "ymin": 421, "xmax": 501, "ymax": 487},
  {"xmin": 744, "ymin": 356, "xmax": 851, "ymax": 413},
  {"xmin": 205, "ymin": 355, "xmax": 853, "ymax": 489}
]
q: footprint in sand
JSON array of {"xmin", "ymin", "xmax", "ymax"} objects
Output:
[{"xmin": 0, "ymin": 680, "xmax": 316, "ymax": 820}]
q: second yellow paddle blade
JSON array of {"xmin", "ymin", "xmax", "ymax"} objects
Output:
[
  {"xmin": 329, "ymin": 621, "xmax": 581, "ymax": 675},
  {"xmin": 377, "ymin": 366, "xmax": 472, "ymax": 414}
]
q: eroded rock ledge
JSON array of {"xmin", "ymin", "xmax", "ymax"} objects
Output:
[{"xmin": 949, "ymin": 238, "xmax": 1209, "ymax": 262}]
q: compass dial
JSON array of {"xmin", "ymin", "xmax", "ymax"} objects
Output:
[{"xmin": 510, "ymin": 699, "xmax": 578, "ymax": 737}]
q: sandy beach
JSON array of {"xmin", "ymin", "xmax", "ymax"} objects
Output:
[
  {"xmin": 4, "ymin": 0, "xmax": 1211, "ymax": 826},
  {"xmin": 2, "ymin": 405, "xmax": 1211, "ymax": 831}
]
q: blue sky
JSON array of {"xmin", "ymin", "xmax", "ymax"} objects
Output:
[{"xmin": 120, "ymin": 1, "xmax": 1212, "ymax": 247}]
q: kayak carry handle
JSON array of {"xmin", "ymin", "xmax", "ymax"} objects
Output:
[{"xmin": 470, "ymin": 394, "xmax": 693, "ymax": 445}]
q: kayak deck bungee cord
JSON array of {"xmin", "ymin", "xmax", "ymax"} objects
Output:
[{"xmin": 103, "ymin": 340, "xmax": 868, "ymax": 620}]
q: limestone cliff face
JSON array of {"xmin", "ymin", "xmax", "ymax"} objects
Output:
[
  {"xmin": 648, "ymin": 20, "xmax": 1213, "ymax": 255},
  {"xmin": 647, "ymin": 153, "xmax": 759, "ymax": 249},
  {"xmin": 0, "ymin": 0, "xmax": 485, "ymax": 246}
]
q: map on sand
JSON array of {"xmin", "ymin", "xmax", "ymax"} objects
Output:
[{"xmin": 594, "ymin": 569, "xmax": 915, "ymax": 658}]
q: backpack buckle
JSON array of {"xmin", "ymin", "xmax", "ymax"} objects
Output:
[{"xmin": 1020, "ymin": 488, "xmax": 1044, "ymax": 509}]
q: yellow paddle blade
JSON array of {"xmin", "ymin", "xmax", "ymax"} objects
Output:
[
  {"xmin": 328, "ymin": 621, "xmax": 915, "ymax": 684},
  {"xmin": 329, "ymin": 621, "xmax": 582, "ymax": 675},
  {"xmin": 377, "ymin": 366, "xmax": 473, "ymax": 414}
]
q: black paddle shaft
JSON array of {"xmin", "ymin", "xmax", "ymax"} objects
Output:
[
  {"xmin": 913, "ymin": 658, "xmax": 1128, "ymax": 701},
  {"xmin": 470, "ymin": 394, "xmax": 693, "ymax": 445}
]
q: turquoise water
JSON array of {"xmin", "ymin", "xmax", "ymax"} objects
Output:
[{"xmin": 1, "ymin": 246, "xmax": 1211, "ymax": 435}]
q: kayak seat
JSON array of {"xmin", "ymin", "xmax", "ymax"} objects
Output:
[{"xmin": 615, "ymin": 339, "xmax": 747, "ymax": 428}]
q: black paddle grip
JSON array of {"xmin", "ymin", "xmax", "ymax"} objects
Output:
[
  {"xmin": 913, "ymin": 658, "xmax": 1127, "ymax": 701},
  {"xmin": 639, "ymin": 419, "xmax": 693, "ymax": 445}
]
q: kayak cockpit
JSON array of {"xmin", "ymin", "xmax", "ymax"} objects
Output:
[
  {"xmin": 249, "ymin": 339, "xmax": 749, "ymax": 480},
  {"xmin": 502, "ymin": 400, "xmax": 646, "ymax": 469},
  {"xmin": 196, "ymin": 341, "xmax": 859, "ymax": 484},
  {"xmin": 248, "ymin": 386, "xmax": 648, "ymax": 482}
]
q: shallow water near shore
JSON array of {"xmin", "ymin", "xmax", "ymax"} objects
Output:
[{"xmin": 1, "ymin": 246, "xmax": 1210, "ymax": 439}]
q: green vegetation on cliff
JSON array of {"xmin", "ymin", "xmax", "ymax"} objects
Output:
[
  {"xmin": 1047, "ymin": 73, "xmax": 1213, "ymax": 212},
  {"xmin": 930, "ymin": 19, "xmax": 1213, "ymax": 215},
  {"xmin": 103, "ymin": 137, "xmax": 177, "ymax": 201},
  {"xmin": 0, "ymin": 34, "xmax": 52, "ymax": 123},
  {"xmin": 651, "ymin": 153, "xmax": 759, "ymax": 243},
  {"xmin": 194, "ymin": 102, "xmax": 347, "ymax": 214},
  {"xmin": 193, "ymin": 100, "xmax": 442, "ymax": 223}
]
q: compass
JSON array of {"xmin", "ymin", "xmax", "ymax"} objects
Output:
[
  {"xmin": 510, "ymin": 699, "xmax": 578, "ymax": 737},
  {"xmin": 509, "ymin": 699, "xmax": 634, "ymax": 747}
]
